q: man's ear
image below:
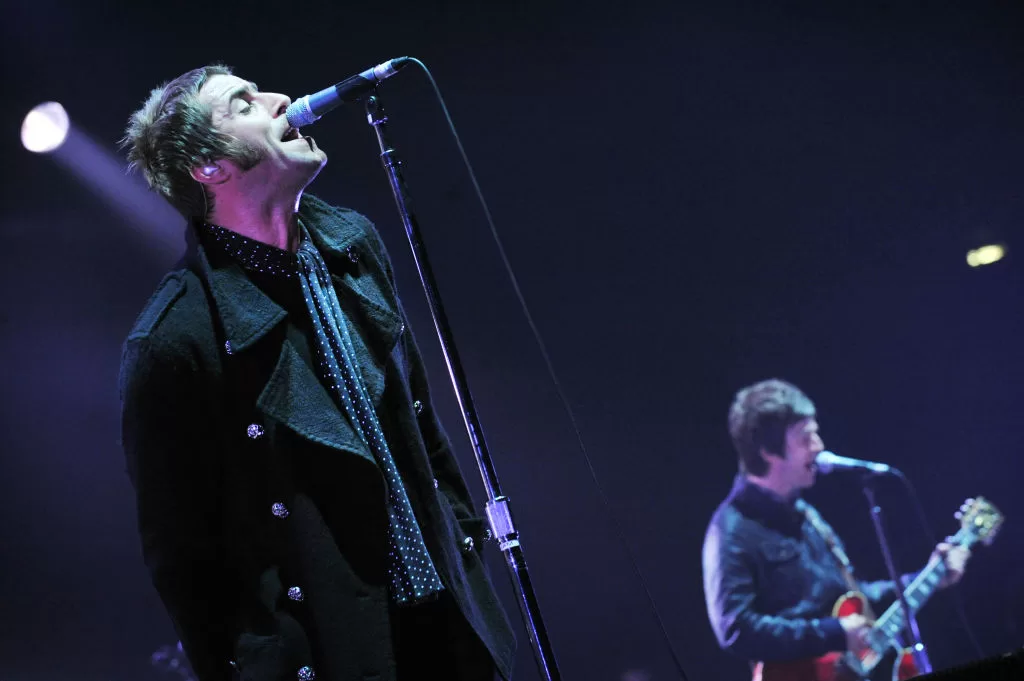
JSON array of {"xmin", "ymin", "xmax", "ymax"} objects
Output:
[
  {"xmin": 759, "ymin": 447, "xmax": 784, "ymax": 465},
  {"xmin": 190, "ymin": 163, "xmax": 227, "ymax": 184}
]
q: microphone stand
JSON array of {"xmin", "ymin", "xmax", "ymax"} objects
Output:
[
  {"xmin": 862, "ymin": 479, "xmax": 932, "ymax": 674},
  {"xmin": 364, "ymin": 94, "xmax": 562, "ymax": 681}
]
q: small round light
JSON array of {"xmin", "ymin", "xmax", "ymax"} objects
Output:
[
  {"xmin": 966, "ymin": 244, "xmax": 1005, "ymax": 268},
  {"xmin": 21, "ymin": 102, "xmax": 70, "ymax": 153}
]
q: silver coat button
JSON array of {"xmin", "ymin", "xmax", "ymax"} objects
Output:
[
  {"xmin": 298, "ymin": 666, "xmax": 316, "ymax": 681},
  {"xmin": 433, "ymin": 478, "xmax": 439, "ymax": 489},
  {"xmin": 413, "ymin": 400, "xmax": 424, "ymax": 415},
  {"xmin": 287, "ymin": 586, "xmax": 304, "ymax": 602},
  {"xmin": 461, "ymin": 536, "xmax": 475, "ymax": 554},
  {"xmin": 247, "ymin": 423, "xmax": 264, "ymax": 439},
  {"xmin": 271, "ymin": 502, "xmax": 290, "ymax": 518},
  {"xmin": 346, "ymin": 246, "xmax": 359, "ymax": 263}
]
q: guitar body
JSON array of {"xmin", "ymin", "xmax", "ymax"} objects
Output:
[
  {"xmin": 756, "ymin": 652, "xmax": 851, "ymax": 681},
  {"xmin": 757, "ymin": 652, "xmax": 917, "ymax": 681},
  {"xmin": 892, "ymin": 649, "xmax": 919, "ymax": 681},
  {"xmin": 752, "ymin": 497, "xmax": 1002, "ymax": 681},
  {"xmin": 833, "ymin": 591, "xmax": 871, "ymax": 619},
  {"xmin": 756, "ymin": 592, "xmax": 918, "ymax": 681},
  {"xmin": 831, "ymin": 591, "xmax": 882, "ymax": 674}
]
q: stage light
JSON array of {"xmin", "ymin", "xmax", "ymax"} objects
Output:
[
  {"xmin": 21, "ymin": 102, "xmax": 70, "ymax": 153},
  {"xmin": 966, "ymin": 244, "xmax": 1006, "ymax": 268}
]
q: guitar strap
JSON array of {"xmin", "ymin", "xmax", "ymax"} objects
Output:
[{"xmin": 796, "ymin": 500, "xmax": 860, "ymax": 592}]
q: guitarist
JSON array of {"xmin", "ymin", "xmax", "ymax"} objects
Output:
[{"xmin": 701, "ymin": 379, "xmax": 970, "ymax": 678}]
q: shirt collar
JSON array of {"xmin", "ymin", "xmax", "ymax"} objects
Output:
[
  {"xmin": 200, "ymin": 221, "xmax": 300, "ymax": 279},
  {"xmin": 184, "ymin": 194, "xmax": 370, "ymax": 354},
  {"xmin": 729, "ymin": 474, "xmax": 806, "ymax": 535}
]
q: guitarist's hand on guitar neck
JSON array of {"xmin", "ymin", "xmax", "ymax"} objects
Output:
[
  {"xmin": 754, "ymin": 497, "xmax": 1002, "ymax": 681},
  {"xmin": 839, "ymin": 613, "xmax": 872, "ymax": 658},
  {"xmin": 930, "ymin": 541, "xmax": 971, "ymax": 589}
]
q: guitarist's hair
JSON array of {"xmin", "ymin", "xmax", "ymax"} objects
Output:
[{"xmin": 728, "ymin": 379, "xmax": 816, "ymax": 476}]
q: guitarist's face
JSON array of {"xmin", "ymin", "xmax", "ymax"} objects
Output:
[{"xmin": 776, "ymin": 417, "xmax": 825, "ymax": 495}]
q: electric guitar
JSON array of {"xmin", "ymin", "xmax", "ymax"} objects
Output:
[{"xmin": 756, "ymin": 496, "xmax": 1003, "ymax": 681}]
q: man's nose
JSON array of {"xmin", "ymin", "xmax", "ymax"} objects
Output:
[{"xmin": 265, "ymin": 92, "xmax": 291, "ymax": 117}]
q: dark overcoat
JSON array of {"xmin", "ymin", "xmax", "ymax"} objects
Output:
[{"xmin": 120, "ymin": 195, "xmax": 516, "ymax": 681}]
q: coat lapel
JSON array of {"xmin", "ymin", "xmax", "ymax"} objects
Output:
[
  {"xmin": 329, "ymin": 270, "xmax": 405, "ymax": 406},
  {"xmin": 189, "ymin": 194, "xmax": 404, "ymax": 461},
  {"xmin": 303, "ymin": 197, "xmax": 406, "ymax": 406},
  {"xmin": 256, "ymin": 337, "xmax": 376, "ymax": 464},
  {"xmin": 190, "ymin": 224, "xmax": 367, "ymax": 459},
  {"xmin": 194, "ymin": 237, "xmax": 287, "ymax": 355}
]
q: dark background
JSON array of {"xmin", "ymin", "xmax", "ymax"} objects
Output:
[{"xmin": 1, "ymin": 1, "xmax": 1021, "ymax": 680}]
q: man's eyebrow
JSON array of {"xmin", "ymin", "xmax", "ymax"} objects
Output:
[{"xmin": 226, "ymin": 81, "xmax": 259, "ymax": 105}]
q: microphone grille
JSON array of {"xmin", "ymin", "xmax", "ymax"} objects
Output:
[
  {"xmin": 286, "ymin": 97, "xmax": 317, "ymax": 128},
  {"xmin": 815, "ymin": 450, "xmax": 839, "ymax": 473}
]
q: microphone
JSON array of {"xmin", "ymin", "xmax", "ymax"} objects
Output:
[
  {"xmin": 286, "ymin": 57, "xmax": 411, "ymax": 128},
  {"xmin": 815, "ymin": 450, "xmax": 898, "ymax": 476}
]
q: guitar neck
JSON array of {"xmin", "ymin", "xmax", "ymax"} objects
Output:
[
  {"xmin": 873, "ymin": 562, "xmax": 945, "ymax": 640},
  {"xmin": 873, "ymin": 527, "xmax": 968, "ymax": 642}
]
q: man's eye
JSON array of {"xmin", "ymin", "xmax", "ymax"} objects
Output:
[{"xmin": 240, "ymin": 103, "xmax": 254, "ymax": 114}]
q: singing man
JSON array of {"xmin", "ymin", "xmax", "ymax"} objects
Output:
[{"xmin": 119, "ymin": 63, "xmax": 515, "ymax": 681}]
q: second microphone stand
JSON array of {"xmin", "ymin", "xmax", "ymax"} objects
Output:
[
  {"xmin": 862, "ymin": 479, "xmax": 932, "ymax": 675},
  {"xmin": 364, "ymin": 94, "xmax": 561, "ymax": 681}
]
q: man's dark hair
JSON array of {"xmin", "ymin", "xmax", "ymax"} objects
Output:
[
  {"xmin": 121, "ymin": 63, "xmax": 260, "ymax": 219},
  {"xmin": 727, "ymin": 379, "xmax": 816, "ymax": 476}
]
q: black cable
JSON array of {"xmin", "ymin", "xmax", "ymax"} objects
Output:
[
  {"xmin": 893, "ymin": 471, "xmax": 988, "ymax": 660},
  {"xmin": 406, "ymin": 58, "xmax": 694, "ymax": 681}
]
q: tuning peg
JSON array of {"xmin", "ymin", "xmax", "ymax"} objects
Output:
[{"xmin": 955, "ymin": 511, "xmax": 963, "ymax": 520}]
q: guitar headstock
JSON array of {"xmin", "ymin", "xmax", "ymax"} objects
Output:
[{"xmin": 954, "ymin": 496, "xmax": 1004, "ymax": 547}]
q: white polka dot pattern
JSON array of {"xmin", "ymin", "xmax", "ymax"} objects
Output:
[{"xmin": 296, "ymin": 229, "xmax": 443, "ymax": 606}]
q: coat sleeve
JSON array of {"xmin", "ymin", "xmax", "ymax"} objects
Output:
[
  {"xmin": 120, "ymin": 335, "xmax": 235, "ymax": 681},
  {"xmin": 702, "ymin": 518, "xmax": 848, "ymax": 662}
]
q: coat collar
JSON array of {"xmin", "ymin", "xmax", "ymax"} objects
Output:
[
  {"xmin": 185, "ymin": 193, "xmax": 405, "ymax": 461},
  {"xmin": 186, "ymin": 194, "xmax": 367, "ymax": 354},
  {"xmin": 728, "ymin": 474, "xmax": 807, "ymax": 537}
]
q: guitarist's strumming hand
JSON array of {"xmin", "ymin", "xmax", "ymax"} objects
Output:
[
  {"xmin": 839, "ymin": 613, "xmax": 872, "ymax": 657},
  {"xmin": 931, "ymin": 541, "xmax": 971, "ymax": 588}
]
